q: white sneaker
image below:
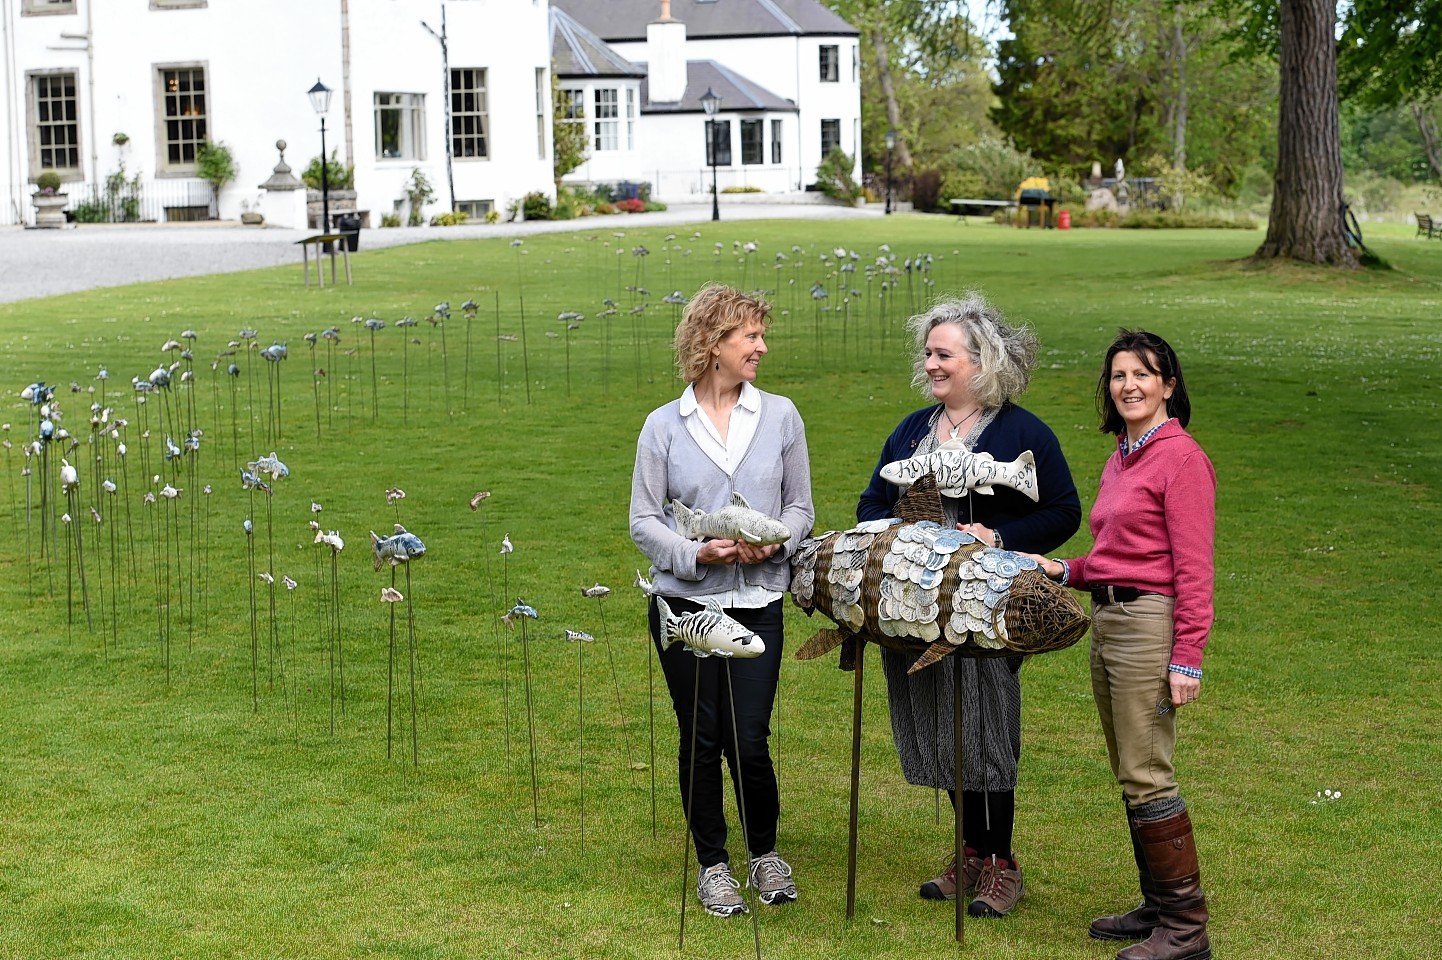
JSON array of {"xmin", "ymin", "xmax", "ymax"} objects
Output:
[{"xmin": 748, "ymin": 851, "xmax": 798, "ymax": 905}]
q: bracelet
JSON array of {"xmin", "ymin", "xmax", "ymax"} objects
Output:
[
  {"xmin": 991, "ymin": 528, "xmax": 1004, "ymax": 550},
  {"xmin": 1051, "ymin": 558, "xmax": 1070, "ymax": 586},
  {"xmin": 1168, "ymin": 663, "xmax": 1203, "ymax": 679}
]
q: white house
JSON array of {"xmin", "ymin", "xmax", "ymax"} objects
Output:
[
  {"xmin": 0, "ymin": 0, "xmax": 555, "ymax": 228},
  {"xmin": 551, "ymin": 0, "xmax": 860, "ymax": 198},
  {"xmin": 551, "ymin": 6, "xmax": 646, "ymax": 190}
]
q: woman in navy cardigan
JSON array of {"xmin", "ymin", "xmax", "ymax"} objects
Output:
[{"xmin": 857, "ymin": 294, "xmax": 1080, "ymax": 918}]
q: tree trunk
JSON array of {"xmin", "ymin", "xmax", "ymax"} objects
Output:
[
  {"xmin": 868, "ymin": 27, "xmax": 913, "ymax": 171},
  {"xmin": 1255, "ymin": 0, "xmax": 1356, "ymax": 265},
  {"xmin": 1411, "ymin": 100, "xmax": 1442, "ymax": 183},
  {"xmin": 1171, "ymin": 8, "xmax": 1188, "ymax": 210}
]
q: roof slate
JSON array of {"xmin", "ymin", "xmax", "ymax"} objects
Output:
[
  {"xmin": 552, "ymin": 0, "xmax": 857, "ymax": 42},
  {"xmin": 551, "ymin": 6, "xmax": 646, "ymax": 78},
  {"xmin": 639, "ymin": 60, "xmax": 797, "ymax": 113}
]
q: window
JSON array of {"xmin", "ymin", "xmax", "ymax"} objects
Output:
[
  {"xmin": 158, "ymin": 65, "xmax": 207, "ymax": 173},
  {"xmin": 821, "ymin": 118, "xmax": 840, "ymax": 158},
  {"xmin": 535, "ymin": 68, "xmax": 547, "ymax": 159},
  {"xmin": 375, "ymin": 92, "xmax": 425, "ymax": 160},
  {"xmin": 771, "ymin": 119, "xmax": 782, "ymax": 164},
  {"xmin": 740, "ymin": 119, "xmax": 763, "ymax": 165},
  {"xmin": 819, "ymin": 45, "xmax": 839, "ymax": 82},
  {"xmin": 594, "ymin": 88, "xmax": 619, "ymax": 151},
  {"xmin": 626, "ymin": 88, "xmax": 636, "ymax": 150},
  {"xmin": 451, "ymin": 68, "xmax": 488, "ymax": 160},
  {"xmin": 22, "ymin": 0, "xmax": 74, "ymax": 14},
  {"xmin": 705, "ymin": 120, "xmax": 731, "ymax": 166},
  {"xmin": 30, "ymin": 72, "xmax": 81, "ymax": 177},
  {"xmin": 559, "ymin": 87, "xmax": 585, "ymax": 121},
  {"xmin": 853, "ymin": 45, "xmax": 860, "ymax": 83},
  {"xmin": 455, "ymin": 199, "xmax": 493, "ymax": 219}
]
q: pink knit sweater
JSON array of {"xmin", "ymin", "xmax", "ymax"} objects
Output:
[{"xmin": 1066, "ymin": 420, "xmax": 1216, "ymax": 669}]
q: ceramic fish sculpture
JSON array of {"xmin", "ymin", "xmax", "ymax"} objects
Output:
[
  {"xmin": 248, "ymin": 453, "xmax": 289, "ymax": 480},
  {"xmin": 634, "ymin": 569, "xmax": 654, "ymax": 595},
  {"xmin": 565, "ymin": 630, "xmax": 595, "ymax": 643},
  {"xmin": 655, "ymin": 597, "xmax": 766, "ymax": 659},
  {"xmin": 672, "ymin": 492, "xmax": 792, "ymax": 546},
  {"xmin": 880, "ymin": 440, "xmax": 1039, "ymax": 502},
  {"xmin": 60, "ymin": 458, "xmax": 79, "ymax": 492},
  {"xmin": 791, "ymin": 475, "xmax": 1088, "ymax": 674},
  {"xmin": 371, "ymin": 524, "xmax": 426, "ymax": 570},
  {"xmin": 581, "ymin": 583, "xmax": 611, "ymax": 599},
  {"xmin": 380, "ymin": 587, "xmax": 404, "ymax": 603},
  {"xmin": 239, "ymin": 468, "xmax": 272, "ymax": 495}
]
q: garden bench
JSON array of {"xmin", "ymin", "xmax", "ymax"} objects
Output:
[
  {"xmin": 950, "ymin": 198, "xmax": 1016, "ymax": 219},
  {"xmin": 296, "ymin": 233, "xmax": 353, "ymax": 288},
  {"xmin": 1416, "ymin": 213, "xmax": 1437, "ymax": 239}
]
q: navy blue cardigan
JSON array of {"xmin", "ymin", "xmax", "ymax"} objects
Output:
[{"xmin": 856, "ymin": 403, "xmax": 1081, "ymax": 555}]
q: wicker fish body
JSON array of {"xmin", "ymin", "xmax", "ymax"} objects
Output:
[{"xmin": 791, "ymin": 475, "xmax": 1089, "ymax": 673}]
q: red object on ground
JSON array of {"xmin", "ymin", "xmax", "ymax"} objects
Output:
[{"xmin": 1057, "ymin": 209, "xmax": 1072, "ymax": 230}]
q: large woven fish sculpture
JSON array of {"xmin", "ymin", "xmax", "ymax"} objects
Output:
[
  {"xmin": 672, "ymin": 492, "xmax": 792, "ymax": 546},
  {"xmin": 880, "ymin": 440, "xmax": 1039, "ymax": 501},
  {"xmin": 791, "ymin": 475, "xmax": 1088, "ymax": 673}
]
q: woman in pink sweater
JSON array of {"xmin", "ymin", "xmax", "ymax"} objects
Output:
[{"xmin": 1033, "ymin": 330, "xmax": 1215, "ymax": 960}]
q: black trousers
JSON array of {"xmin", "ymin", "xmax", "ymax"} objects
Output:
[{"xmin": 650, "ymin": 595, "xmax": 784, "ymax": 869}]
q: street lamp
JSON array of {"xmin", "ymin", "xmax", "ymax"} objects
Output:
[
  {"xmin": 308, "ymin": 78, "xmax": 333, "ymax": 234},
  {"xmin": 884, "ymin": 128, "xmax": 896, "ymax": 215},
  {"xmin": 700, "ymin": 86, "xmax": 721, "ymax": 222}
]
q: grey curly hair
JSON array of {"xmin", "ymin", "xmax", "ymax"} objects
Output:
[{"xmin": 906, "ymin": 293, "xmax": 1039, "ymax": 408}]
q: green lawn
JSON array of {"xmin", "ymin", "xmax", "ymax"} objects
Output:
[{"xmin": 1, "ymin": 218, "xmax": 1439, "ymax": 959}]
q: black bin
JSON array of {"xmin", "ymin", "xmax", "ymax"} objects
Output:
[{"xmin": 336, "ymin": 214, "xmax": 362, "ymax": 251}]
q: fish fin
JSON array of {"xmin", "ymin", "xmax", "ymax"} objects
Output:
[
  {"xmin": 937, "ymin": 438, "xmax": 970, "ymax": 452},
  {"xmin": 795, "ymin": 628, "xmax": 848, "ymax": 661},
  {"xmin": 906, "ymin": 641, "xmax": 958, "ymax": 675},
  {"xmin": 671, "ymin": 499, "xmax": 696, "ymax": 540},
  {"xmin": 370, "ymin": 530, "xmax": 383, "ymax": 572},
  {"xmin": 394, "ymin": 523, "xmax": 407, "ymax": 534},
  {"xmin": 894, "ymin": 473, "xmax": 947, "ymax": 525},
  {"xmin": 736, "ymin": 525, "xmax": 761, "ymax": 545},
  {"xmin": 972, "ymin": 484, "xmax": 996, "ymax": 495},
  {"xmin": 730, "ymin": 491, "xmax": 753, "ymax": 510},
  {"xmin": 701, "ymin": 598, "xmax": 726, "ymax": 617}
]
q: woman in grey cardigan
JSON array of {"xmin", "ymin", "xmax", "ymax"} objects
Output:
[{"xmin": 630, "ymin": 283, "xmax": 814, "ymax": 918}]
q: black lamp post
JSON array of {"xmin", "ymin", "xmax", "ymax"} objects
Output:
[
  {"xmin": 308, "ymin": 78, "xmax": 333, "ymax": 234},
  {"xmin": 700, "ymin": 86, "xmax": 721, "ymax": 222},
  {"xmin": 884, "ymin": 128, "xmax": 896, "ymax": 215}
]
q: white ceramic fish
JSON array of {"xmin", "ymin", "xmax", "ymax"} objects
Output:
[
  {"xmin": 880, "ymin": 440, "xmax": 1039, "ymax": 502},
  {"xmin": 671, "ymin": 492, "xmax": 792, "ymax": 546},
  {"xmin": 60, "ymin": 458, "xmax": 78, "ymax": 492},
  {"xmin": 655, "ymin": 597, "xmax": 765, "ymax": 659}
]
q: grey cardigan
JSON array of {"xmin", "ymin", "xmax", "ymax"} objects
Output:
[{"xmin": 629, "ymin": 389, "xmax": 814, "ymax": 599}]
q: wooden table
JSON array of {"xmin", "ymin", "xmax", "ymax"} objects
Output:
[{"xmin": 296, "ymin": 234, "xmax": 352, "ymax": 287}]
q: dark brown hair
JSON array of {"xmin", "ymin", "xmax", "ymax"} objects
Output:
[{"xmin": 1096, "ymin": 329, "xmax": 1191, "ymax": 435}]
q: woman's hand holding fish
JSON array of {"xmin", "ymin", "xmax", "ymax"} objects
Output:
[
  {"xmin": 734, "ymin": 541, "xmax": 780, "ymax": 565},
  {"xmin": 958, "ymin": 522, "xmax": 1000, "ymax": 548},
  {"xmin": 696, "ymin": 538, "xmax": 742, "ymax": 565}
]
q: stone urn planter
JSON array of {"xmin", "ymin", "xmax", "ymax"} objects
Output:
[
  {"xmin": 240, "ymin": 211, "xmax": 265, "ymax": 226},
  {"xmin": 32, "ymin": 191, "xmax": 69, "ymax": 229}
]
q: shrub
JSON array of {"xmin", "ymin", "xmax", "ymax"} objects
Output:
[
  {"xmin": 615, "ymin": 197, "xmax": 646, "ymax": 214},
  {"xmin": 302, "ymin": 151, "xmax": 354, "ymax": 190},
  {"xmin": 943, "ymin": 136, "xmax": 1041, "ymax": 200},
  {"xmin": 380, "ymin": 213, "xmax": 402, "ymax": 228},
  {"xmin": 484, "ymin": 209, "xmax": 500, "ymax": 224},
  {"xmin": 815, "ymin": 149, "xmax": 861, "ymax": 205},
  {"xmin": 522, "ymin": 191, "xmax": 553, "ymax": 221},
  {"xmin": 71, "ymin": 199, "xmax": 108, "ymax": 223},
  {"xmin": 1120, "ymin": 210, "xmax": 1258, "ymax": 229},
  {"xmin": 429, "ymin": 211, "xmax": 470, "ymax": 226},
  {"xmin": 644, "ymin": 200, "xmax": 668, "ymax": 212},
  {"xmin": 596, "ymin": 201, "xmax": 616, "ymax": 215},
  {"xmin": 35, "ymin": 170, "xmax": 63, "ymax": 193},
  {"xmin": 405, "ymin": 168, "xmax": 435, "ymax": 226},
  {"xmin": 911, "ymin": 169, "xmax": 944, "ymax": 211},
  {"xmin": 722, "ymin": 185, "xmax": 764, "ymax": 194}
]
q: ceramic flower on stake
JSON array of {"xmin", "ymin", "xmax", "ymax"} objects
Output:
[
  {"xmin": 582, "ymin": 582, "xmax": 640, "ymax": 774},
  {"xmin": 506, "ymin": 597, "xmax": 541, "ymax": 828},
  {"xmin": 566, "ymin": 628, "xmax": 596, "ymax": 854},
  {"xmin": 372, "ymin": 521, "xmax": 427, "ymax": 767}
]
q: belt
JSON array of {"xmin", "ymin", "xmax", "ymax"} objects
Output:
[{"xmin": 1090, "ymin": 585, "xmax": 1161, "ymax": 605}]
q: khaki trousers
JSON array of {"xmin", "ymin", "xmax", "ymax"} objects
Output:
[{"xmin": 1089, "ymin": 593, "xmax": 1180, "ymax": 808}]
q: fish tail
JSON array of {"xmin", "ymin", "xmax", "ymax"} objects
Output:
[
  {"xmin": 1011, "ymin": 450, "xmax": 1040, "ymax": 502},
  {"xmin": 671, "ymin": 499, "xmax": 695, "ymax": 540},
  {"xmin": 370, "ymin": 530, "xmax": 383, "ymax": 572},
  {"xmin": 655, "ymin": 596, "xmax": 677, "ymax": 652}
]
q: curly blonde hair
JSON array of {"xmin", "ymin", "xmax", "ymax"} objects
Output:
[
  {"xmin": 673, "ymin": 283, "xmax": 772, "ymax": 383},
  {"xmin": 906, "ymin": 293, "xmax": 1039, "ymax": 408}
]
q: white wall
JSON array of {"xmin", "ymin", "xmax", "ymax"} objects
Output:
[{"xmin": 0, "ymin": 0, "xmax": 555, "ymax": 226}]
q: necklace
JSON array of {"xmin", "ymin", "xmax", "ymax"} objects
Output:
[{"xmin": 943, "ymin": 406, "xmax": 980, "ymax": 440}]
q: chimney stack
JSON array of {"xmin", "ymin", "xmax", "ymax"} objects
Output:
[{"xmin": 647, "ymin": 1, "xmax": 687, "ymax": 104}]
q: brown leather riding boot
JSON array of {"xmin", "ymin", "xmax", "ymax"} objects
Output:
[
  {"xmin": 1115, "ymin": 809, "xmax": 1210, "ymax": 960},
  {"xmin": 1089, "ymin": 814, "xmax": 1161, "ymax": 941}
]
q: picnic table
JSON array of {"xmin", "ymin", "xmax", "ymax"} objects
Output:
[{"xmin": 296, "ymin": 233, "xmax": 353, "ymax": 288}]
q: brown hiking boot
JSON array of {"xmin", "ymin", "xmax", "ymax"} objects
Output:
[
  {"xmin": 968, "ymin": 855, "xmax": 1025, "ymax": 918},
  {"xmin": 920, "ymin": 847, "xmax": 984, "ymax": 901}
]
